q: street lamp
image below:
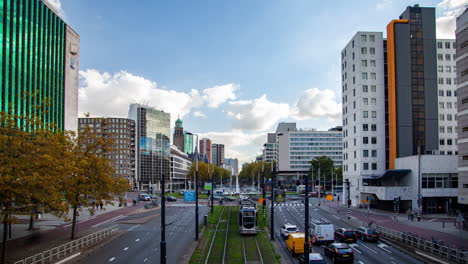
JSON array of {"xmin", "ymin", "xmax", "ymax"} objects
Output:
[
  {"xmin": 210, "ymin": 162, "xmax": 214, "ymax": 213},
  {"xmin": 271, "ymin": 132, "xmax": 283, "ymax": 241},
  {"xmin": 195, "ymin": 152, "xmax": 199, "ymax": 240},
  {"xmin": 304, "ymin": 166, "xmax": 311, "ymax": 264},
  {"xmin": 160, "ymin": 136, "xmax": 168, "ymax": 264}
]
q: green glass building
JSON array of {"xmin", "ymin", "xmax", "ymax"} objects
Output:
[{"xmin": 0, "ymin": 0, "xmax": 79, "ymax": 130}]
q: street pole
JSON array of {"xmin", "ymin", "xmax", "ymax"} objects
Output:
[
  {"xmin": 262, "ymin": 161, "xmax": 266, "ymax": 221},
  {"xmin": 346, "ymin": 179, "xmax": 351, "ymax": 220},
  {"xmin": 304, "ymin": 168, "xmax": 310, "ymax": 264},
  {"xmin": 318, "ymin": 164, "xmax": 321, "ymax": 206},
  {"xmin": 160, "ymin": 141, "xmax": 166, "ymax": 264},
  {"xmin": 195, "ymin": 155, "xmax": 199, "ymax": 241},
  {"xmin": 417, "ymin": 146, "xmax": 422, "ymax": 221},
  {"xmin": 211, "ymin": 162, "xmax": 214, "ymax": 214},
  {"xmin": 331, "ymin": 170, "xmax": 334, "ymax": 198},
  {"xmin": 270, "ymin": 160, "xmax": 275, "ymax": 241}
]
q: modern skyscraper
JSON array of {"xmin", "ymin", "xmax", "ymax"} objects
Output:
[
  {"xmin": 184, "ymin": 131, "xmax": 194, "ymax": 154},
  {"xmin": 173, "ymin": 117, "xmax": 184, "ymax": 151},
  {"xmin": 199, "ymin": 138, "xmax": 212, "ymax": 163},
  {"xmin": 1, "ymin": 0, "xmax": 79, "ymax": 131},
  {"xmin": 128, "ymin": 104, "xmax": 171, "ymax": 190},
  {"xmin": 224, "ymin": 158, "xmax": 239, "ymax": 176},
  {"xmin": 78, "ymin": 117, "xmax": 136, "ymax": 188},
  {"xmin": 456, "ymin": 8, "xmax": 468, "ymax": 212},
  {"xmin": 212, "ymin": 143, "xmax": 225, "ymax": 166}
]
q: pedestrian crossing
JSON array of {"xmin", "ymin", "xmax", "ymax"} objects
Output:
[
  {"xmin": 166, "ymin": 203, "xmax": 207, "ymax": 207},
  {"xmin": 274, "ymin": 203, "xmax": 312, "ymax": 207}
]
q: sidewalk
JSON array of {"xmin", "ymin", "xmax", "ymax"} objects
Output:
[{"xmin": 321, "ymin": 201, "xmax": 468, "ymax": 249}]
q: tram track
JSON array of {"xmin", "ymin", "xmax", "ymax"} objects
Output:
[
  {"xmin": 222, "ymin": 206, "xmax": 232, "ymax": 264},
  {"xmin": 205, "ymin": 206, "xmax": 226, "ymax": 264}
]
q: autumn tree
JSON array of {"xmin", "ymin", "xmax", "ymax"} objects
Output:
[
  {"xmin": 310, "ymin": 156, "xmax": 335, "ymax": 191},
  {"xmin": 238, "ymin": 161, "xmax": 275, "ymax": 185}
]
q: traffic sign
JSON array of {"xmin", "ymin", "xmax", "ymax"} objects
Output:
[{"xmin": 184, "ymin": 191, "xmax": 196, "ymax": 202}]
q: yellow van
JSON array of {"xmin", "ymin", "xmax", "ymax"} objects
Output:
[{"xmin": 286, "ymin": 233, "xmax": 311, "ymax": 255}]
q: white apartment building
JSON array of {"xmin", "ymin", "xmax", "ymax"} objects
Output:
[
  {"xmin": 341, "ymin": 32, "xmax": 387, "ymax": 206},
  {"xmin": 276, "ymin": 123, "xmax": 342, "ymax": 183},
  {"xmin": 437, "ymin": 39, "xmax": 458, "ymax": 155},
  {"xmin": 263, "ymin": 133, "xmax": 277, "ymax": 162}
]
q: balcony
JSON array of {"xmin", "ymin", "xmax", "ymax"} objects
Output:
[{"xmin": 361, "ymin": 186, "xmax": 413, "ymax": 201}]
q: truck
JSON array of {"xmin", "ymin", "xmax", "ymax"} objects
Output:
[{"xmin": 309, "ymin": 221, "xmax": 335, "ymax": 245}]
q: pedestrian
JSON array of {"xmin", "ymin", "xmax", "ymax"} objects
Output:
[
  {"xmin": 100, "ymin": 202, "xmax": 103, "ymax": 210},
  {"xmin": 411, "ymin": 212, "xmax": 414, "ymax": 221},
  {"xmin": 337, "ymin": 195, "xmax": 340, "ymax": 203},
  {"xmin": 407, "ymin": 208, "xmax": 412, "ymax": 220}
]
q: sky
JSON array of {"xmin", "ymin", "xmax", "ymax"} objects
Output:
[{"xmin": 51, "ymin": 0, "xmax": 467, "ymax": 164}]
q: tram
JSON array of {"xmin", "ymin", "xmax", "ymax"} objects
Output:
[{"xmin": 238, "ymin": 199, "xmax": 258, "ymax": 235}]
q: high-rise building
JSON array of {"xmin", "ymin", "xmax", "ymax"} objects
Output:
[
  {"xmin": 128, "ymin": 104, "xmax": 170, "ymax": 191},
  {"xmin": 170, "ymin": 145, "xmax": 192, "ymax": 191},
  {"xmin": 199, "ymin": 138, "xmax": 212, "ymax": 163},
  {"xmin": 1, "ymin": 0, "xmax": 79, "ymax": 131},
  {"xmin": 437, "ymin": 39, "xmax": 458, "ymax": 155},
  {"xmin": 456, "ymin": 8, "xmax": 468, "ymax": 212},
  {"xmin": 184, "ymin": 131, "xmax": 194, "ymax": 154},
  {"xmin": 262, "ymin": 133, "xmax": 277, "ymax": 162},
  {"xmin": 223, "ymin": 158, "xmax": 239, "ymax": 176},
  {"xmin": 173, "ymin": 117, "xmax": 184, "ymax": 151},
  {"xmin": 342, "ymin": 5, "xmax": 459, "ymax": 212},
  {"xmin": 212, "ymin": 143, "xmax": 225, "ymax": 166},
  {"xmin": 276, "ymin": 123, "xmax": 342, "ymax": 185},
  {"xmin": 78, "ymin": 117, "xmax": 136, "ymax": 187}
]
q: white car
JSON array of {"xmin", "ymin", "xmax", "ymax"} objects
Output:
[{"xmin": 280, "ymin": 224, "xmax": 299, "ymax": 238}]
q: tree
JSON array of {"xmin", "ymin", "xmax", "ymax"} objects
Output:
[
  {"xmin": 63, "ymin": 126, "xmax": 130, "ymax": 240},
  {"xmin": 310, "ymin": 156, "xmax": 335, "ymax": 191},
  {"xmin": 238, "ymin": 161, "xmax": 275, "ymax": 185}
]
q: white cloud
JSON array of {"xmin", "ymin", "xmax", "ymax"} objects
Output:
[
  {"xmin": 193, "ymin": 111, "xmax": 207, "ymax": 119},
  {"xmin": 436, "ymin": 0, "xmax": 467, "ymax": 38},
  {"xmin": 291, "ymin": 88, "xmax": 342, "ymax": 121},
  {"xmin": 227, "ymin": 95, "xmax": 290, "ymax": 131},
  {"xmin": 376, "ymin": 0, "xmax": 392, "ymax": 10},
  {"xmin": 202, "ymin": 84, "xmax": 239, "ymax": 108}
]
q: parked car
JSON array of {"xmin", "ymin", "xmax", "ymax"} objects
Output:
[
  {"xmin": 222, "ymin": 196, "xmax": 236, "ymax": 201},
  {"xmin": 310, "ymin": 222, "xmax": 335, "ymax": 245},
  {"xmin": 138, "ymin": 194, "xmax": 151, "ymax": 201},
  {"xmin": 298, "ymin": 252, "xmax": 326, "ymax": 264},
  {"xmin": 280, "ymin": 224, "xmax": 299, "ymax": 238},
  {"xmin": 310, "ymin": 192, "xmax": 318, "ymax": 197},
  {"xmin": 324, "ymin": 243, "xmax": 354, "ymax": 263},
  {"xmin": 166, "ymin": 196, "xmax": 177, "ymax": 202},
  {"xmin": 334, "ymin": 228, "xmax": 357, "ymax": 243},
  {"xmin": 356, "ymin": 227, "xmax": 379, "ymax": 242}
]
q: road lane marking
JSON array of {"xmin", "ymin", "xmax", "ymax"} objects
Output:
[
  {"xmin": 55, "ymin": 252, "xmax": 81, "ymax": 264},
  {"xmin": 415, "ymin": 251, "xmax": 450, "ymax": 264},
  {"xmin": 92, "ymin": 215, "xmax": 125, "ymax": 228},
  {"xmin": 377, "ymin": 243, "xmax": 392, "ymax": 253},
  {"xmin": 123, "ymin": 247, "xmax": 129, "ymax": 251},
  {"xmin": 135, "ymin": 238, "xmax": 140, "ymax": 242},
  {"xmin": 144, "ymin": 258, "xmax": 148, "ymax": 262},
  {"xmin": 349, "ymin": 243, "xmax": 362, "ymax": 254},
  {"xmin": 357, "ymin": 241, "xmax": 377, "ymax": 254},
  {"xmin": 333, "ymin": 215, "xmax": 340, "ymax": 219},
  {"xmin": 128, "ymin": 225, "xmax": 139, "ymax": 232},
  {"xmin": 358, "ymin": 261, "xmax": 365, "ymax": 264},
  {"xmin": 109, "ymin": 257, "xmax": 116, "ymax": 262}
]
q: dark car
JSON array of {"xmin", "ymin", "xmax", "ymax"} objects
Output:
[
  {"xmin": 356, "ymin": 227, "xmax": 379, "ymax": 242},
  {"xmin": 334, "ymin": 228, "xmax": 357, "ymax": 243},
  {"xmin": 324, "ymin": 243, "xmax": 354, "ymax": 263},
  {"xmin": 166, "ymin": 196, "xmax": 177, "ymax": 202}
]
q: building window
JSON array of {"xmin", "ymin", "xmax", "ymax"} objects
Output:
[
  {"xmin": 363, "ymin": 124, "xmax": 369, "ymax": 131},
  {"xmin": 371, "ymin": 85, "xmax": 376, "ymax": 92},
  {"xmin": 372, "ymin": 163, "xmax": 377, "ymax": 170},
  {"xmin": 362, "ymin": 60, "xmax": 367, "ymax": 67},
  {"xmin": 446, "ymin": 78, "xmax": 452, "ymax": 85},
  {"xmin": 437, "ymin": 42, "xmax": 443, "ymax": 48},
  {"xmin": 354, "ymin": 164, "xmax": 357, "ymax": 171},
  {"xmin": 447, "ymin": 90, "xmax": 452, "ymax": 96},
  {"xmin": 372, "ymin": 150, "xmax": 377, "ymax": 157},
  {"xmin": 439, "ymin": 90, "xmax": 444, "ymax": 96},
  {"xmin": 371, "ymin": 124, "xmax": 377, "ymax": 131},
  {"xmin": 371, "ymin": 111, "xmax": 377, "ymax": 118},
  {"xmin": 438, "ymin": 66, "xmax": 443, "ymax": 73},
  {"xmin": 362, "ymin": 72, "xmax": 368, "ymax": 79},
  {"xmin": 439, "ymin": 78, "xmax": 444, "ymax": 85},
  {"xmin": 363, "ymin": 85, "xmax": 368, "ymax": 92},
  {"xmin": 440, "ymin": 114, "xmax": 444, "ymax": 121},
  {"xmin": 353, "ymin": 89, "xmax": 356, "ymax": 96},
  {"xmin": 447, "ymin": 102, "xmax": 452, "ymax": 109},
  {"xmin": 447, "ymin": 126, "xmax": 452, "ymax": 133},
  {"xmin": 438, "ymin": 54, "xmax": 443, "ymax": 60},
  {"xmin": 440, "ymin": 126, "xmax": 445, "ymax": 133},
  {"xmin": 354, "ymin": 138, "xmax": 356, "ymax": 146},
  {"xmin": 446, "ymin": 66, "xmax": 451, "ymax": 73},
  {"xmin": 363, "ymin": 150, "xmax": 369, "ymax": 157},
  {"xmin": 445, "ymin": 42, "xmax": 450, "ymax": 49},
  {"xmin": 447, "ymin": 114, "xmax": 452, "ymax": 121},
  {"xmin": 361, "ymin": 47, "xmax": 367, "ymax": 54},
  {"xmin": 353, "ymin": 64, "xmax": 355, "ymax": 72},
  {"xmin": 370, "ymin": 60, "xmax": 376, "ymax": 67},
  {"xmin": 447, "ymin": 139, "xmax": 453, "ymax": 145},
  {"xmin": 370, "ymin": 35, "xmax": 375, "ymax": 42},
  {"xmin": 371, "ymin": 137, "xmax": 377, "ymax": 144},
  {"xmin": 363, "ymin": 111, "xmax": 368, "ymax": 118},
  {"xmin": 370, "ymin": 47, "xmax": 375, "ymax": 54},
  {"xmin": 363, "ymin": 137, "xmax": 369, "ymax": 144},
  {"xmin": 371, "ymin": 98, "xmax": 376, "ymax": 105},
  {"xmin": 361, "ymin": 35, "xmax": 367, "ymax": 42},
  {"xmin": 363, "ymin": 163, "xmax": 369, "ymax": 170},
  {"xmin": 363, "ymin": 98, "xmax": 368, "ymax": 105},
  {"xmin": 354, "ymin": 151, "xmax": 357, "ymax": 158},
  {"xmin": 445, "ymin": 54, "xmax": 451, "ymax": 61},
  {"xmin": 439, "ymin": 102, "xmax": 444, "ymax": 109},
  {"xmin": 440, "ymin": 139, "xmax": 445, "ymax": 145},
  {"xmin": 370, "ymin": 73, "xmax": 376, "ymax": 80}
]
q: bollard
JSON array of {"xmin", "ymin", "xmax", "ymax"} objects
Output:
[
  {"xmin": 443, "ymin": 220, "xmax": 445, "ymax": 229},
  {"xmin": 204, "ymin": 215, "xmax": 208, "ymax": 226}
]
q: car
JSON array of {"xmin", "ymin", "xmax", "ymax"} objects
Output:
[
  {"xmin": 166, "ymin": 196, "xmax": 177, "ymax": 202},
  {"xmin": 280, "ymin": 224, "xmax": 299, "ymax": 238},
  {"xmin": 334, "ymin": 228, "xmax": 357, "ymax": 243},
  {"xmin": 324, "ymin": 243, "xmax": 354, "ymax": 263},
  {"xmin": 298, "ymin": 252, "xmax": 326, "ymax": 264},
  {"xmin": 310, "ymin": 192, "xmax": 318, "ymax": 197},
  {"xmin": 356, "ymin": 227, "xmax": 379, "ymax": 242},
  {"xmin": 178, "ymin": 190, "xmax": 185, "ymax": 195},
  {"xmin": 222, "ymin": 196, "xmax": 236, "ymax": 201},
  {"xmin": 138, "ymin": 194, "xmax": 151, "ymax": 201}
]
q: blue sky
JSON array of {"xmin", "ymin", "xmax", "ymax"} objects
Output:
[{"xmin": 55, "ymin": 0, "xmax": 463, "ymax": 162}]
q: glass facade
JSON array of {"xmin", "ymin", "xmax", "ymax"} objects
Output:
[
  {"xmin": 184, "ymin": 132, "xmax": 193, "ymax": 154},
  {"xmin": 1, "ymin": 0, "xmax": 66, "ymax": 129}
]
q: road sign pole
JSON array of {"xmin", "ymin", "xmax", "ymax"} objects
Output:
[
  {"xmin": 195, "ymin": 158, "xmax": 199, "ymax": 241},
  {"xmin": 304, "ymin": 169, "xmax": 310, "ymax": 264},
  {"xmin": 270, "ymin": 161, "xmax": 275, "ymax": 241}
]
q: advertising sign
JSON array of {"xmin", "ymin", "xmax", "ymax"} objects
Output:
[{"xmin": 184, "ymin": 191, "xmax": 196, "ymax": 202}]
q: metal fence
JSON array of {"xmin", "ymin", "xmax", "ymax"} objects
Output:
[
  {"xmin": 14, "ymin": 225, "xmax": 119, "ymax": 264},
  {"xmin": 373, "ymin": 225, "xmax": 468, "ymax": 264}
]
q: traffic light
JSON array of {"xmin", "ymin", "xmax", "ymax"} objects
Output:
[
  {"xmin": 348, "ymin": 199, "xmax": 352, "ymax": 206},
  {"xmin": 296, "ymin": 180, "xmax": 300, "ymax": 186},
  {"xmin": 278, "ymin": 181, "xmax": 281, "ymax": 186},
  {"xmin": 315, "ymin": 179, "xmax": 319, "ymax": 185}
]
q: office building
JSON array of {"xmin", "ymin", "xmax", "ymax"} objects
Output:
[
  {"xmin": 224, "ymin": 158, "xmax": 239, "ymax": 176},
  {"xmin": 173, "ymin": 117, "xmax": 184, "ymax": 151},
  {"xmin": 262, "ymin": 133, "xmax": 277, "ymax": 162},
  {"xmin": 276, "ymin": 122, "xmax": 342, "ymax": 184},
  {"xmin": 170, "ymin": 145, "xmax": 192, "ymax": 191},
  {"xmin": 199, "ymin": 138, "xmax": 212, "ymax": 163},
  {"xmin": 457, "ymin": 8, "xmax": 468, "ymax": 212},
  {"xmin": 212, "ymin": 143, "xmax": 225, "ymax": 166},
  {"xmin": 342, "ymin": 5, "xmax": 459, "ymax": 212},
  {"xmin": 184, "ymin": 131, "xmax": 194, "ymax": 154},
  {"xmin": 1, "ymin": 0, "xmax": 79, "ymax": 131},
  {"xmin": 128, "ymin": 104, "xmax": 170, "ymax": 191},
  {"xmin": 78, "ymin": 117, "xmax": 136, "ymax": 187}
]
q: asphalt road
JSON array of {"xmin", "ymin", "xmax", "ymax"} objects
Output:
[
  {"xmin": 77, "ymin": 203, "xmax": 209, "ymax": 264},
  {"xmin": 273, "ymin": 197, "xmax": 423, "ymax": 264}
]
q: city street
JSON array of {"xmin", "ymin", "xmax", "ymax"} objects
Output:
[
  {"xmin": 273, "ymin": 197, "xmax": 423, "ymax": 264},
  {"xmin": 75, "ymin": 203, "xmax": 209, "ymax": 264}
]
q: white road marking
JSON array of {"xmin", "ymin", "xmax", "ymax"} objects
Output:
[
  {"xmin": 109, "ymin": 257, "xmax": 116, "ymax": 262},
  {"xmin": 135, "ymin": 238, "xmax": 140, "ymax": 242},
  {"xmin": 358, "ymin": 261, "xmax": 365, "ymax": 264},
  {"xmin": 333, "ymin": 215, "xmax": 340, "ymax": 219},
  {"xmin": 377, "ymin": 243, "xmax": 392, "ymax": 253},
  {"xmin": 92, "ymin": 215, "xmax": 125, "ymax": 228},
  {"xmin": 128, "ymin": 225, "xmax": 139, "ymax": 232},
  {"xmin": 144, "ymin": 258, "xmax": 148, "ymax": 262},
  {"xmin": 415, "ymin": 251, "xmax": 450, "ymax": 264},
  {"xmin": 55, "ymin": 252, "xmax": 81, "ymax": 264},
  {"xmin": 123, "ymin": 247, "xmax": 129, "ymax": 251},
  {"xmin": 349, "ymin": 243, "xmax": 362, "ymax": 254},
  {"xmin": 357, "ymin": 241, "xmax": 378, "ymax": 254}
]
